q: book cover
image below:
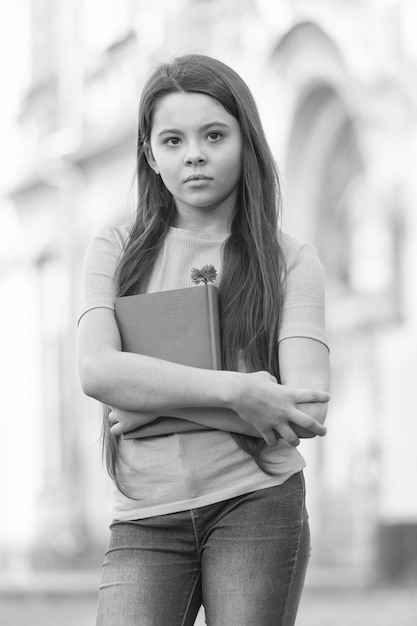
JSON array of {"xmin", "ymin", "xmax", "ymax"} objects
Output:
[{"xmin": 114, "ymin": 283, "xmax": 222, "ymax": 439}]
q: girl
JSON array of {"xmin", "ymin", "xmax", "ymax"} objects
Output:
[{"xmin": 77, "ymin": 54, "xmax": 330, "ymax": 626}]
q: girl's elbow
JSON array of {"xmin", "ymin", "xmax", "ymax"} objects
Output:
[
  {"xmin": 315, "ymin": 403, "xmax": 329, "ymax": 426},
  {"xmin": 304, "ymin": 402, "xmax": 328, "ymax": 431},
  {"xmin": 80, "ymin": 376, "xmax": 100, "ymax": 400},
  {"xmin": 78, "ymin": 357, "xmax": 106, "ymax": 400}
]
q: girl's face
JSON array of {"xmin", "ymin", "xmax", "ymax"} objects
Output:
[{"xmin": 147, "ymin": 92, "xmax": 242, "ymax": 231}]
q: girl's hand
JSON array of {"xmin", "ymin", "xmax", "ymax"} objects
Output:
[
  {"xmin": 109, "ymin": 408, "xmax": 158, "ymax": 436},
  {"xmin": 230, "ymin": 371, "xmax": 329, "ymax": 447}
]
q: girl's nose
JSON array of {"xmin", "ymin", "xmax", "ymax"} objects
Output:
[{"xmin": 184, "ymin": 143, "xmax": 207, "ymax": 165}]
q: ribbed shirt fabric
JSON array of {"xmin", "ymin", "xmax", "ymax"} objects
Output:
[{"xmin": 79, "ymin": 224, "xmax": 329, "ymax": 520}]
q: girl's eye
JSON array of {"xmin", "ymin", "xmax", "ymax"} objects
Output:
[
  {"xmin": 164, "ymin": 137, "xmax": 181, "ymax": 146},
  {"xmin": 207, "ymin": 132, "xmax": 223, "ymax": 141}
]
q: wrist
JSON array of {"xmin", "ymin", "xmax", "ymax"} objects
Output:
[{"xmin": 217, "ymin": 370, "xmax": 245, "ymax": 410}]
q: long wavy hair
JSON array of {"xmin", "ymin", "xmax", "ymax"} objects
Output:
[{"xmin": 103, "ymin": 54, "xmax": 287, "ymax": 492}]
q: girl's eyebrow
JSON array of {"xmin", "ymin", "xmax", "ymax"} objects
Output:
[
  {"xmin": 157, "ymin": 121, "xmax": 231, "ymax": 137},
  {"xmin": 200, "ymin": 121, "xmax": 231, "ymax": 130},
  {"xmin": 157, "ymin": 128, "xmax": 182, "ymax": 137}
]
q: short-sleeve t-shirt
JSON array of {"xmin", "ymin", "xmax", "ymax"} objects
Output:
[{"xmin": 79, "ymin": 224, "xmax": 329, "ymax": 520}]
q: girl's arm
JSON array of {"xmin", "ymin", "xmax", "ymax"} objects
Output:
[
  {"xmin": 78, "ymin": 308, "xmax": 328, "ymax": 446},
  {"xmin": 278, "ymin": 336, "xmax": 330, "ymax": 438},
  {"xmin": 78, "ymin": 307, "xmax": 247, "ymax": 413},
  {"xmin": 108, "ymin": 337, "xmax": 329, "ymax": 440},
  {"xmin": 109, "ymin": 407, "xmax": 261, "ymax": 438}
]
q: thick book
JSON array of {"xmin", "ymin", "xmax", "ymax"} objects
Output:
[{"xmin": 114, "ymin": 284, "xmax": 222, "ymax": 439}]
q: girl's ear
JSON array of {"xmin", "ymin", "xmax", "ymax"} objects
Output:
[{"xmin": 144, "ymin": 143, "xmax": 160, "ymax": 175}]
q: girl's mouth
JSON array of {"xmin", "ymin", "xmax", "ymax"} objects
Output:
[{"xmin": 184, "ymin": 174, "xmax": 212, "ymax": 182}]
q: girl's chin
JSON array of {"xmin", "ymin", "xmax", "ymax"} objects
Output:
[{"xmin": 174, "ymin": 196, "xmax": 237, "ymax": 213}]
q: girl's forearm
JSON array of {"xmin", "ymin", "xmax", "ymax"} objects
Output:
[
  {"xmin": 82, "ymin": 350, "xmax": 238, "ymax": 412},
  {"xmin": 110, "ymin": 407, "xmax": 260, "ymax": 438},
  {"xmin": 170, "ymin": 404, "xmax": 327, "ymax": 439},
  {"xmin": 164, "ymin": 407, "xmax": 260, "ymax": 437},
  {"xmin": 112, "ymin": 404, "xmax": 325, "ymax": 440},
  {"xmin": 84, "ymin": 351, "xmax": 329, "ymax": 446}
]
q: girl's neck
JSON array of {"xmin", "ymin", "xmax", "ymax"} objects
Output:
[
  {"xmin": 173, "ymin": 210, "xmax": 232, "ymax": 235},
  {"xmin": 173, "ymin": 193, "xmax": 237, "ymax": 234}
]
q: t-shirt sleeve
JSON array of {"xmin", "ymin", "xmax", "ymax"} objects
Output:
[
  {"xmin": 278, "ymin": 242, "xmax": 329, "ymax": 350},
  {"xmin": 77, "ymin": 226, "xmax": 124, "ymax": 325}
]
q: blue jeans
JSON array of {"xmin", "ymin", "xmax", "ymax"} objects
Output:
[{"xmin": 97, "ymin": 472, "xmax": 310, "ymax": 626}]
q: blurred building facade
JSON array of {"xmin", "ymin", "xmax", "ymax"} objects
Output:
[{"xmin": 1, "ymin": 0, "xmax": 417, "ymax": 586}]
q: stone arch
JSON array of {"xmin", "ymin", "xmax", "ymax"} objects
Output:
[
  {"xmin": 272, "ymin": 20, "xmax": 343, "ymax": 69},
  {"xmin": 285, "ymin": 82, "xmax": 363, "ymax": 287},
  {"xmin": 267, "ymin": 22, "xmax": 373, "ymax": 571},
  {"xmin": 270, "ymin": 21, "xmax": 364, "ymax": 287}
]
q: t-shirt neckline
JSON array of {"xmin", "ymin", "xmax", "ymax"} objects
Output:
[{"xmin": 169, "ymin": 226, "xmax": 229, "ymax": 241}]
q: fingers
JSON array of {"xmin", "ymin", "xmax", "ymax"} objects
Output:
[
  {"xmin": 292, "ymin": 388, "xmax": 330, "ymax": 404},
  {"xmin": 262, "ymin": 414, "xmax": 326, "ymax": 446},
  {"xmin": 261, "ymin": 429, "xmax": 280, "ymax": 446},
  {"xmin": 290, "ymin": 408, "xmax": 327, "ymax": 437},
  {"xmin": 261, "ymin": 424, "xmax": 300, "ymax": 447},
  {"xmin": 275, "ymin": 423, "xmax": 300, "ymax": 447},
  {"xmin": 291, "ymin": 424, "xmax": 317, "ymax": 439},
  {"xmin": 110, "ymin": 422, "xmax": 122, "ymax": 436},
  {"xmin": 108, "ymin": 410, "xmax": 122, "ymax": 436},
  {"xmin": 108, "ymin": 410, "xmax": 118, "ymax": 424},
  {"xmin": 258, "ymin": 424, "xmax": 298, "ymax": 447},
  {"xmin": 108, "ymin": 410, "xmax": 158, "ymax": 436}
]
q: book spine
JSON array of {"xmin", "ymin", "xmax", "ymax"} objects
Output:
[{"xmin": 207, "ymin": 285, "xmax": 222, "ymax": 370}]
